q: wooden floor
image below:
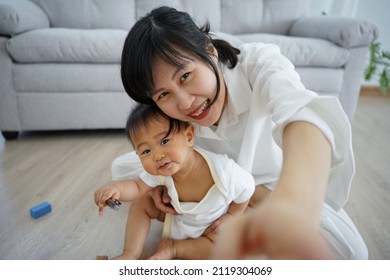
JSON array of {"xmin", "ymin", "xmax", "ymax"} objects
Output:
[{"xmin": 0, "ymin": 96, "xmax": 389, "ymax": 260}]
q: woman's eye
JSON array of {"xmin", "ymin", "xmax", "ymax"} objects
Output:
[
  {"xmin": 180, "ymin": 72, "xmax": 190, "ymax": 82},
  {"xmin": 157, "ymin": 92, "xmax": 169, "ymax": 100}
]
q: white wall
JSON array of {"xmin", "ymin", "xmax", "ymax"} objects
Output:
[
  {"xmin": 310, "ymin": 0, "xmax": 358, "ymax": 16},
  {"xmin": 355, "ymin": 0, "xmax": 389, "ymax": 85},
  {"xmin": 355, "ymin": 0, "xmax": 390, "ymax": 52},
  {"xmin": 311, "ymin": 0, "xmax": 389, "ymax": 50},
  {"xmin": 311, "ymin": 0, "xmax": 390, "ymax": 85}
]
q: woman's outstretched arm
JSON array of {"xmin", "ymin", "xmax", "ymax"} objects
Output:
[{"xmin": 213, "ymin": 121, "xmax": 333, "ymax": 259}]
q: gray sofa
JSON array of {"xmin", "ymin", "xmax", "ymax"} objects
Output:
[{"xmin": 0, "ymin": 0, "xmax": 378, "ymax": 139}]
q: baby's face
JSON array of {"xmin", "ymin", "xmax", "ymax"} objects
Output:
[{"xmin": 132, "ymin": 117, "xmax": 194, "ymax": 177}]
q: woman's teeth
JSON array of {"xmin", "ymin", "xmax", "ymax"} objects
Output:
[{"xmin": 191, "ymin": 100, "xmax": 209, "ymax": 117}]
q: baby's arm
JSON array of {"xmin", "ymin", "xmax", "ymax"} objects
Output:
[
  {"xmin": 94, "ymin": 177, "xmax": 151, "ymax": 215},
  {"xmin": 226, "ymin": 200, "xmax": 250, "ymax": 216}
]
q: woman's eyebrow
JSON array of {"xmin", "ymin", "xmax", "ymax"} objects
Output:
[{"xmin": 150, "ymin": 62, "xmax": 190, "ymax": 96}]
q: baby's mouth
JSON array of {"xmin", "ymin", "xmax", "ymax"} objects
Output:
[{"xmin": 159, "ymin": 162, "xmax": 172, "ymax": 170}]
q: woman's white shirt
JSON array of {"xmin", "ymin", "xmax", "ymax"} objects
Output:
[{"xmin": 194, "ymin": 43, "xmax": 354, "ymax": 212}]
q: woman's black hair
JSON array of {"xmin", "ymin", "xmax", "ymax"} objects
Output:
[
  {"xmin": 121, "ymin": 6, "xmax": 240, "ymax": 105},
  {"xmin": 126, "ymin": 103, "xmax": 190, "ymax": 147}
]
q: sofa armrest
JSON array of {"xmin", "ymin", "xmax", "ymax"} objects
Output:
[
  {"xmin": 0, "ymin": 0, "xmax": 49, "ymax": 36},
  {"xmin": 289, "ymin": 16, "xmax": 378, "ymax": 48}
]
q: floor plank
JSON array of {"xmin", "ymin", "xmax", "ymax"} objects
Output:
[{"xmin": 0, "ymin": 96, "xmax": 389, "ymax": 259}]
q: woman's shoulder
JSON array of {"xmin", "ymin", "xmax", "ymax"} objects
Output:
[
  {"xmin": 235, "ymin": 42, "xmax": 294, "ymax": 78},
  {"xmin": 238, "ymin": 42, "xmax": 282, "ymax": 58}
]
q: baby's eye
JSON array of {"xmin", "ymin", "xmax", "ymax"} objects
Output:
[
  {"xmin": 161, "ymin": 139, "xmax": 170, "ymax": 145},
  {"xmin": 141, "ymin": 149, "xmax": 151, "ymax": 155}
]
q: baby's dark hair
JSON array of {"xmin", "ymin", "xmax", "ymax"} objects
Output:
[
  {"xmin": 126, "ymin": 103, "xmax": 190, "ymax": 146},
  {"xmin": 121, "ymin": 6, "xmax": 240, "ymax": 104}
]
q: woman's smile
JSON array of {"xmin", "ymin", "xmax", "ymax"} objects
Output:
[{"xmin": 189, "ymin": 99, "xmax": 210, "ymax": 120}]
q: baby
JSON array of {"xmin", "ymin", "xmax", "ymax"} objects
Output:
[{"xmin": 94, "ymin": 103, "xmax": 255, "ymax": 259}]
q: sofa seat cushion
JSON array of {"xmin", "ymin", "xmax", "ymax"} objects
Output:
[
  {"xmin": 297, "ymin": 67, "xmax": 344, "ymax": 95},
  {"xmin": 7, "ymin": 28, "xmax": 127, "ymax": 63},
  {"xmin": 237, "ymin": 34, "xmax": 349, "ymax": 68},
  {"xmin": 13, "ymin": 64, "xmax": 123, "ymax": 93}
]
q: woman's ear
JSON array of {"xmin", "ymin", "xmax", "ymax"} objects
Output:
[
  {"xmin": 185, "ymin": 125, "xmax": 195, "ymax": 146},
  {"xmin": 208, "ymin": 44, "xmax": 218, "ymax": 58}
]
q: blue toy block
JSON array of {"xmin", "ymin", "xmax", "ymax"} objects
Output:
[{"xmin": 30, "ymin": 201, "xmax": 52, "ymax": 219}]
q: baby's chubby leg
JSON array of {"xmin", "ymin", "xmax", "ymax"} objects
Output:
[
  {"xmin": 147, "ymin": 239, "xmax": 176, "ymax": 260},
  {"xmin": 113, "ymin": 194, "xmax": 165, "ymax": 260}
]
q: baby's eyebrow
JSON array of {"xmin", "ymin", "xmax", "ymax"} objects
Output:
[{"xmin": 134, "ymin": 131, "xmax": 169, "ymax": 151}]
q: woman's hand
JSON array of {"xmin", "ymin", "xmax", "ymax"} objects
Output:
[
  {"xmin": 94, "ymin": 183, "xmax": 121, "ymax": 215},
  {"xmin": 149, "ymin": 185, "xmax": 178, "ymax": 215}
]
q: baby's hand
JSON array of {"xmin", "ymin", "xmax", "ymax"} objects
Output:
[
  {"xmin": 202, "ymin": 213, "xmax": 232, "ymax": 240},
  {"xmin": 94, "ymin": 183, "xmax": 120, "ymax": 215}
]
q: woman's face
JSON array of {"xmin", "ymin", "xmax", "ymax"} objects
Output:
[{"xmin": 150, "ymin": 47, "xmax": 226, "ymax": 126}]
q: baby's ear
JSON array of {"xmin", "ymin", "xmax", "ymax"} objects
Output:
[{"xmin": 186, "ymin": 125, "xmax": 195, "ymax": 146}]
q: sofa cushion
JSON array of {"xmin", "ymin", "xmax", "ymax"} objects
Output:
[
  {"xmin": 220, "ymin": 0, "xmax": 311, "ymax": 35},
  {"xmin": 297, "ymin": 67, "xmax": 344, "ymax": 95},
  {"xmin": 135, "ymin": 0, "xmax": 221, "ymax": 31},
  {"xmin": 0, "ymin": 0, "xmax": 49, "ymax": 36},
  {"xmin": 30, "ymin": 0, "xmax": 135, "ymax": 29},
  {"xmin": 237, "ymin": 34, "xmax": 349, "ymax": 67},
  {"xmin": 7, "ymin": 28, "xmax": 127, "ymax": 63},
  {"xmin": 13, "ymin": 64, "xmax": 123, "ymax": 93},
  {"xmin": 289, "ymin": 16, "xmax": 379, "ymax": 48},
  {"xmin": 212, "ymin": 31, "xmax": 244, "ymax": 48}
]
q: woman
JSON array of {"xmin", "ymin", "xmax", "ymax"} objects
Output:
[{"xmin": 113, "ymin": 6, "xmax": 367, "ymax": 259}]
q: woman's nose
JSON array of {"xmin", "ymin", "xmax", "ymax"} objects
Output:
[{"xmin": 177, "ymin": 91, "xmax": 194, "ymax": 110}]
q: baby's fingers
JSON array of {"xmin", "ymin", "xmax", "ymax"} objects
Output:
[
  {"xmin": 97, "ymin": 191, "xmax": 117, "ymax": 214},
  {"xmin": 98, "ymin": 204, "xmax": 106, "ymax": 215},
  {"xmin": 203, "ymin": 220, "xmax": 220, "ymax": 237}
]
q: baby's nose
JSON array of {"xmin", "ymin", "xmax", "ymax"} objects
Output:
[{"xmin": 154, "ymin": 153, "xmax": 165, "ymax": 161}]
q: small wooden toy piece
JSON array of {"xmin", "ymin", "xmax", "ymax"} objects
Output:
[
  {"xmin": 30, "ymin": 201, "xmax": 52, "ymax": 219},
  {"xmin": 96, "ymin": 256, "xmax": 109, "ymax": 260},
  {"xmin": 106, "ymin": 198, "xmax": 121, "ymax": 211}
]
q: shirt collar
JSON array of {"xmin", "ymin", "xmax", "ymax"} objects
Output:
[
  {"xmin": 217, "ymin": 63, "xmax": 251, "ymax": 128},
  {"xmin": 194, "ymin": 61, "xmax": 251, "ymax": 138}
]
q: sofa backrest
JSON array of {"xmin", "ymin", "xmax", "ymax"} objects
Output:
[
  {"xmin": 220, "ymin": 0, "xmax": 311, "ymax": 35},
  {"xmin": 29, "ymin": 0, "xmax": 311, "ymax": 34},
  {"xmin": 30, "ymin": 0, "xmax": 136, "ymax": 30},
  {"xmin": 135, "ymin": 0, "xmax": 222, "ymax": 31}
]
